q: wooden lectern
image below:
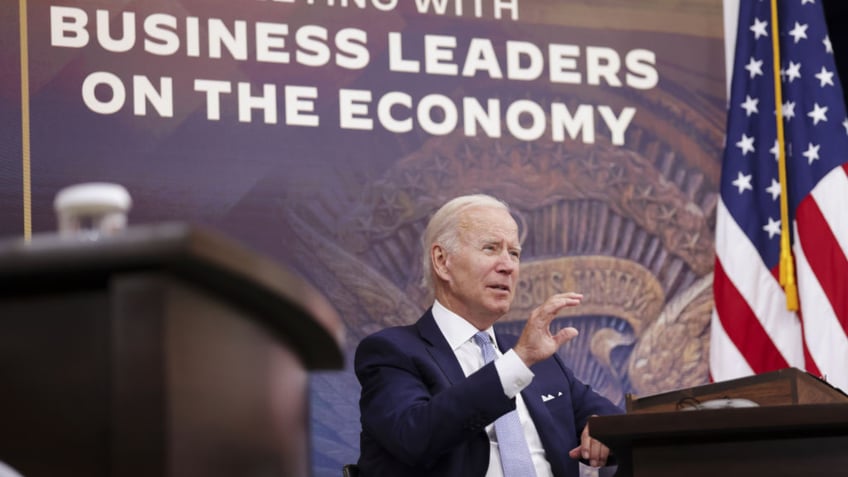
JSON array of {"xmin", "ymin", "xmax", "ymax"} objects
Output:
[
  {"xmin": 591, "ymin": 369, "xmax": 848, "ymax": 476},
  {"xmin": 624, "ymin": 367, "xmax": 848, "ymax": 413},
  {"xmin": 0, "ymin": 224, "xmax": 343, "ymax": 477}
]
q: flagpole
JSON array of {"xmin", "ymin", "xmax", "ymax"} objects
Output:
[
  {"xmin": 19, "ymin": 0, "xmax": 32, "ymax": 241},
  {"xmin": 769, "ymin": 0, "xmax": 798, "ymax": 311}
]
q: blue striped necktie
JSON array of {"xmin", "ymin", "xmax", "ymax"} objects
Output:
[{"xmin": 473, "ymin": 331, "xmax": 538, "ymax": 477}]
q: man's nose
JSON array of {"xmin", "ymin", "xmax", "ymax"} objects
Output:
[{"xmin": 496, "ymin": 251, "xmax": 517, "ymax": 272}]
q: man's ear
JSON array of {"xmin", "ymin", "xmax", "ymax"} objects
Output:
[{"xmin": 431, "ymin": 244, "xmax": 450, "ymax": 281}]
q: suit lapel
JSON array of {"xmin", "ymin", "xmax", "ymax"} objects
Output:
[{"xmin": 417, "ymin": 309, "xmax": 467, "ymax": 385}]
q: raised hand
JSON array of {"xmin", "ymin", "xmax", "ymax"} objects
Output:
[{"xmin": 512, "ymin": 292, "xmax": 582, "ymax": 366}]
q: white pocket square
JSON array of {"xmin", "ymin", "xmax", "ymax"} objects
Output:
[{"xmin": 541, "ymin": 392, "xmax": 563, "ymax": 402}]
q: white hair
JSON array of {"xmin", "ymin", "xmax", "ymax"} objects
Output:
[{"xmin": 421, "ymin": 194, "xmax": 511, "ymax": 290}]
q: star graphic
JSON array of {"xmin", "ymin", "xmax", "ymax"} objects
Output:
[
  {"xmin": 783, "ymin": 100, "xmax": 796, "ymax": 120},
  {"xmin": 763, "ymin": 217, "xmax": 781, "ymax": 239},
  {"xmin": 750, "ymin": 18, "xmax": 768, "ymax": 39},
  {"xmin": 789, "ymin": 21, "xmax": 809, "ymax": 44},
  {"xmin": 745, "ymin": 57, "xmax": 764, "ymax": 79},
  {"xmin": 766, "ymin": 178, "xmax": 781, "ymax": 200},
  {"xmin": 741, "ymin": 95, "xmax": 759, "ymax": 116},
  {"xmin": 802, "ymin": 142, "xmax": 820, "ymax": 164},
  {"xmin": 736, "ymin": 133, "xmax": 755, "ymax": 155},
  {"xmin": 824, "ymin": 35, "xmax": 833, "ymax": 53},
  {"xmin": 815, "ymin": 66, "xmax": 834, "ymax": 87},
  {"xmin": 807, "ymin": 103, "xmax": 828, "ymax": 125},
  {"xmin": 770, "ymin": 139, "xmax": 781, "ymax": 160},
  {"xmin": 732, "ymin": 171, "xmax": 754, "ymax": 194},
  {"xmin": 784, "ymin": 61, "xmax": 802, "ymax": 83},
  {"xmin": 843, "ymin": 118, "xmax": 848, "ymax": 135}
]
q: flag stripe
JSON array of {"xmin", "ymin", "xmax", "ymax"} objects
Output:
[
  {"xmin": 794, "ymin": 224, "xmax": 848, "ymax": 390},
  {"xmin": 709, "ymin": 308, "xmax": 755, "ymax": 380},
  {"xmin": 713, "ymin": 257, "xmax": 790, "ymax": 374},
  {"xmin": 809, "ymin": 163, "xmax": 848, "ymax": 265},
  {"xmin": 796, "ymin": 311, "xmax": 823, "ymax": 379},
  {"xmin": 714, "ymin": 199, "xmax": 805, "ymax": 368},
  {"xmin": 796, "ymin": 195, "xmax": 848, "ymax": 338}
]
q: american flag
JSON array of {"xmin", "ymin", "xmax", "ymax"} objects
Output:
[{"xmin": 711, "ymin": 0, "xmax": 848, "ymax": 392}]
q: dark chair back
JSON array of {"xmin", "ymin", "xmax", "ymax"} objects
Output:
[{"xmin": 342, "ymin": 464, "xmax": 360, "ymax": 477}]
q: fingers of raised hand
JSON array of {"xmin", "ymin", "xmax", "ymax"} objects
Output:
[
  {"xmin": 540, "ymin": 292, "xmax": 583, "ymax": 316},
  {"xmin": 552, "ymin": 326, "xmax": 579, "ymax": 345},
  {"xmin": 530, "ymin": 293, "xmax": 583, "ymax": 327}
]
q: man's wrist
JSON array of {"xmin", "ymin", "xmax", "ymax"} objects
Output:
[{"xmin": 493, "ymin": 349, "xmax": 534, "ymax": 398}]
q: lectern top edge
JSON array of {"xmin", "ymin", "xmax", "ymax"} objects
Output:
[
  {"xmin": 0, "ymin": 222, "xmax": 344, "ymax": 370},
  {"xmin": 625, "ymin": 367, "xmax": 848, "ymax": 413}
]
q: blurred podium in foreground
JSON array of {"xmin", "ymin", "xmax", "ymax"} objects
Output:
[
  {"xmin": 591, "ymin": 368, "xmax": 848, "ymax": 476},
  {"xmin": 0, "ymin": 223, "xmax": 344, "ymax": 477}
]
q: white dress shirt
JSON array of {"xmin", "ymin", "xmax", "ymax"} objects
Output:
[{"xmin": 432, "ymin": 300, "xmax": 554, "ymax": 477}]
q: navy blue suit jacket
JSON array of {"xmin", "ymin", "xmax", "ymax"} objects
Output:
[{"xmin": 354, "ymin": 309, "xmax": 622, "ymax": 477}]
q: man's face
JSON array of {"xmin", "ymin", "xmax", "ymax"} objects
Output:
[{"xmin": 439, "ymin": 206, "xmax": 521, "ymax": 325}]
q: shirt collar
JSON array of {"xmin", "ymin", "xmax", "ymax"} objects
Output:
[{"xmin": 432, "ymin": 299, "xmax": 495, "ymax": 351}]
